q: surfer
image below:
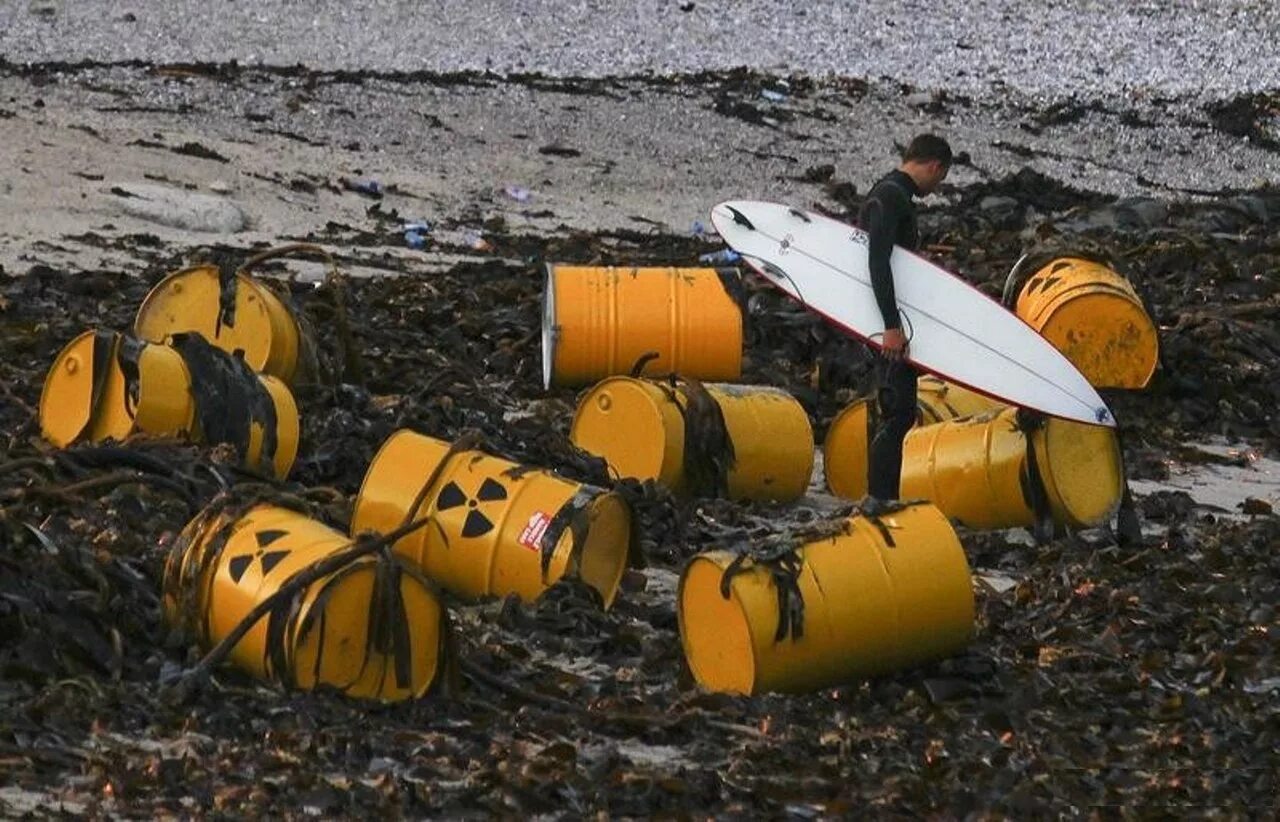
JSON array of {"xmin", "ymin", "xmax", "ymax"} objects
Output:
[{"xmin": 861, "ymin": 134, "xmax": 953, "ymax": 500}]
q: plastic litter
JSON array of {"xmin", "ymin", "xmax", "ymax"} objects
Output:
[
  {"xmin": 760, "ymin": 89, "xmax": 788, "ymax": 103},
  {"xmin": 504, "ymin": 185, "xmax": 532, "ymax": 203},
  {"xmin": 698, "ymin": 248, "xmax": 741, "ymax": 265}
]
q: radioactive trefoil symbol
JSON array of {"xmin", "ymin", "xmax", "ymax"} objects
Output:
[
  {"xmin": 228, "ymin": 529, "xmax": 291, "ymax": 584},
  {"xmin": 435, "ymin": 478, "xmax": 508, "ymax": 538}
]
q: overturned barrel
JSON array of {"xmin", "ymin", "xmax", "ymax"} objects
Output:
[
  {"xmin": 1014, "ymin": 257, "xmax": 1158, "ymax": 390},
  {"xmin": 824, "ymin": 376, "xmax": 1003, "ymax": 500},
  {"xmin": 163, "ymin": 504, "xmax": 450, "ymax": 701},
  {"xmin": 542, "ymin": 264, "xmax": 743, "ymax": 389},
  {"xmin": 134, "ymin": 244, "xmax": 323, "ymax": 386},
  {"xmin": 678, "ymin": 501, "xmax": 974, "ymax": 695},
  {"xmin": 39, "ymin": 330, "xmax": 299, "ymax": 479},
  {"xmin": 352, "ymin": 430, "xmax": 632, "ymax": 608},
  {"xmin": 901, "ymin": 407, "xmax": 1124, "ymax": 531},
  {"xmin": 571, "ymin": 376, "xmax": 813, "ymax": 502}
]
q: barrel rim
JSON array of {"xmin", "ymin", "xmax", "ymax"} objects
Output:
[
  {"xmin": 541, "ymin": 262, "xmax": 557, "ymax": 390},
  {"xmin": 677, "ymin": 551, "xmax": 759, "ymax": 696},
  {"xmin": 568, "ymin": 376, "xmax": 677, "ymax": 485}
]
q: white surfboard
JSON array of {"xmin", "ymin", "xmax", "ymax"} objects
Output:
[{"xmin": 710, "ymin": 200, "xmax": 1114, "ymax": 427}]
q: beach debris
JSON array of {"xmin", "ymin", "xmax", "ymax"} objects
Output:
[{"xmin": 572, "ymin": 376, "xmax": 813, "ymax": 501}]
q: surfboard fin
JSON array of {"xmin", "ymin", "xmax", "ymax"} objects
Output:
[
  {"xmin": 787, "ymin": 207, "xmax": 812, "ymax": 223},
  {"xmin": 725, "ymin": 206, "xmax": 755, "ymax": 231}
]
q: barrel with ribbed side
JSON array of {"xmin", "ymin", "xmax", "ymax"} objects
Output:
[
  {"xmin": 570, "ymin": 376, "xmax": 813, "ymax": 502},
  {"xmin": 678, "ymin": 501, "xmax": 974, "ymax": 695},
  {"xmin": 823, "ymin": 376, "xmax": 1004, "ymax": 500},
  {"xmin": 39, "ymin": 330, "xmax": 299, "ymax": 479},
  {"xmin": 162, "ymin": 504, "xmax": 450, "ymax": 701},
  {"xmin": 542, "ymin": 265, "xmax": 743, "ymax": 388},
  {"xmin": 900, "ymin": 407, "xmax": 1124, "ymax": 530},
  {"xmin": 352, "ymin": 430, "xmax": 631, "ymax": 608}
]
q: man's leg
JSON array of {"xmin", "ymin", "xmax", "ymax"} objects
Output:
[{"xmin": 867, "ymin": 359, "xmax": 919, "ymax": 500}]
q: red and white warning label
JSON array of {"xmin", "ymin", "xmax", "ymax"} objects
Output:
[{"xmin": 517, "ymin": 511, "xmax": 552, "ymax": 550}]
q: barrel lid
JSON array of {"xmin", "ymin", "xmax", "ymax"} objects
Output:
[
  {"xmin": 40, "ymin": 330, "xmax": 133, "ymax": 447},
  {"xmin": 822, "ymin": 400, "xmax": 872, "ymax": 500},
  {"xmin": 541, "ymin": 263, "xmax": 557, "ymax": 390},
  {"xmin": 678, "ymin": 553, "xmax": 759, "ymax": 695},
  {"xmin": 1041, "ymin": 418, "xmax": 1124, "ymax": 527},
  {"xmin": 577, "ymin": 491, "xmax": 632, "ymax": 609},
  {"xmin": 569, "ymin": 377, "xmax": 679, "ymax": 484},
  {"xmin": 134, "ymin": 265, "xmax": 277, "ymax": 374}
]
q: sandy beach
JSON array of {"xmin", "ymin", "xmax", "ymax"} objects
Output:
[{"xmin": 2, "ymin": 2, "xmax": 1278, "ymax": 816}]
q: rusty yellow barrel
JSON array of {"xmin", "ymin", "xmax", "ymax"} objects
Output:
[
  {"xmin": 1015, "ymin": 257, "xmax": 1158, "ymax": 389},
  {"xmin": 678, "ymin": 501, "xmax": 973, "ymax": 695},
  {"xmin": 39, "ymin": 330, "xmax": 299, "ymax": 479},
  {"xmin": 570, "ymin": 376, "xmax": 813, "ymax": 501},
  {"xmin": 542, "ymin": 264, "xmax": 743, "ymax": 389},
  {"xmin": 163, "ymin": 504, "xmax": 450, "ymax": 701},
  {"xmin": 824, "ymin": 376, "xmax": 1003, "ymax": 500},
  {"xmin": 352, "ymin": 430, "xmax": 632, "ymax": 608},
  {"xmin": 902, "ymin": 407, "xmax": 1123, "ymax": 531}
]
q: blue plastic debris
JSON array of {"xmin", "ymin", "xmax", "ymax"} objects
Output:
[
  {"xmin": 698, "ymin": 249, "xmax": 741, "ymax": 265},
  {"xmin": 691, "ymin": 220, "xmax": 706, "ymax": 236},
  {"xmin": 760, "ymin": 89, "xmax": 787, "ymax": 103},
  {"xmin": 353, "ymin": 178, "xmax": 383, "ymax": 197},
  {"xmin": 404, "ymin": 230, "xmax": 428, "ymax": 249}
]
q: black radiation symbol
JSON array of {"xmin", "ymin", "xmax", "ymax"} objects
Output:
[
  {"xmin": 435, "ymin": 478, "xmax": 508, "ymax": 538},
  {"xmin": 228, "ymin": 529, "xmax": 291, "ymax": 584}
]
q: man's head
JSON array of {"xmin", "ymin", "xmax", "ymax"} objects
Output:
[{"xmin": 899, "ymin": 134, "xmax": 952, "ymax": 194}]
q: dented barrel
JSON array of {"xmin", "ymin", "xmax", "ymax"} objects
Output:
[
  {"xmin": 352, "ymin": 430, "xmax": 632, "ymax": 608},
  {"xmin": 678, "ymin": 501, "xmax": 974, "ymax": 695},
  {"xmin": 163, "ymin": 504, "xmax": 450, "ymax": 701},
  {"xmin": 571, "ymin": 376, "xmax": 813, "ymax": 502},
  {"xmin": 542, "ymin": 264, "xmax": 743, "ymax": 389},
  {"xmin": 39, "ymin": 330, "xmax": 299, "ymax": 479},
  {"xmin": 901, "ymin": 407, "xmax": 1124, "ymax": 531},
  {"xmin": 824, "ymin": 376, "xmax": 1003, "ymax": 500},
  {"xmin": 1015, "ymin": 257, "xmax": 1158, "ymax": 390}
]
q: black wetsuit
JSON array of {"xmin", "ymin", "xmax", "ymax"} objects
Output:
[{"xmin": 857, "ymin": 169, "xmax": 921, "ymax": 500}]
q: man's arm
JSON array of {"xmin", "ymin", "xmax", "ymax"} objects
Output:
[{"xmin": 863, "ymin": 194, "xmax": 902, "ymax": 332}]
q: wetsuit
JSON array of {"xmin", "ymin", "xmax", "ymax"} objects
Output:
[{"xmin": 857, "ymin": 169, "xmax": 920, "ymax": 500}]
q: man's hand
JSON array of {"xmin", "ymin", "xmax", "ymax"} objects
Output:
[{"xmin": 881, "ymin": 327, "xmax": 908, "ymax": 361}]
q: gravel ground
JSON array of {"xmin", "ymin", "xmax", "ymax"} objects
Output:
[{"xmin": 4, "ymin": 0, "xmax": 1280, "ymax": 100}]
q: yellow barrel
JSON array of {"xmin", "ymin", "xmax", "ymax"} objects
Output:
[
  {"xmin": 824, "ymin": 376, "xmax": 1003, "ymax": 500},
  {"xmin": 678, "ymin": 501, "xmax": 974, "ymax": 695},
  {"xmin": 1015, "ymin": 257, "xmax": 1158, "ymax": 389},
  {"xmin": 542, "ymin": 264, "xmax": 743, "ymax": 389},
  {"xmin": 134, "ymin": 247, "xmax": 316, "ymax": 386},
  {"xmin": 902, "ymin": 407, "xmax": 1123, "ymax": 530},
  {"xmin": 39, "ymin": 330, "xmax": 299, "ymax": 479},
  {"xmin": 570, "ymin": 376, "xmax": 814, "ymax": 502},
  {"xmin": 163, "ymin": 504, "xmax": 449, "ymax": 701},
  {"xmin": 351, "ymin": 430, "xmax": 632, "ymax": 608}
]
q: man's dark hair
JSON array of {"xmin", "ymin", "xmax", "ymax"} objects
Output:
[{"xmin": 902, "ymin": 134, "xmax": 953, "ymax": 168}]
